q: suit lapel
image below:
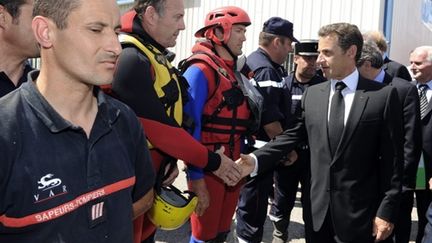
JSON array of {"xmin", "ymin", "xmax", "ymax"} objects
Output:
[
  {"xmin": 332, "ymin": 78, "xmax": 369, "ymax": 164},
  {"xmin": 320, "ymin": 82, "xmax": 332, "ymax": 154},
  {"xmin": 424, "ymin": 99, "xmax": 432, "ymax": 119},
  {"xmin": 411, "ymin": 80, "xmax": 432, "ymax": 120}
]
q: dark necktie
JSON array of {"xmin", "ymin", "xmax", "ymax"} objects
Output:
[
  {"xmin": 419, "ymin": 84, "xmax": 429, "ymax": 119},
  {"xmin": 328, "ymin": 81, "xmax": 346, "ymax": 156}
]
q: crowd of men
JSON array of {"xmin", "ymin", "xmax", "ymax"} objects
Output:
[{"xmin": 1, "ymin": 0, "xmax": 432, "ymax": 243}]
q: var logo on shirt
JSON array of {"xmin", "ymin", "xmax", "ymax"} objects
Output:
[{"xmin": 34, "ymin": 173, "xmax": 68, "ymax": 203}]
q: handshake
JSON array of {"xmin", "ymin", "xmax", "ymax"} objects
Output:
[
  {"xmin": 212, "ymin": 148, "xmax": 299, "ymax": 186},
  {"xmin": 212, "ymin": 147, "xmax": 256, "ymax": 186}
]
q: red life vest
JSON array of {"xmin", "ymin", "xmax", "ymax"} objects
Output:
[{"xmin": 181, "ymin": 41, "xmax": 252, "ymax": 158}]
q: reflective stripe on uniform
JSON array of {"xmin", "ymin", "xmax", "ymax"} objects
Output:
[{"xmin": 250, "ymin": 79, "xmax": 285, "ymax": 88}]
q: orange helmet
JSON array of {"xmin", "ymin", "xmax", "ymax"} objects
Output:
[{"xmin": 195, "ymin": 6, "xmax": 251, "ymax": 45}]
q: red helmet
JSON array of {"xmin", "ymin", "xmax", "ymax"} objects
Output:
[{"xmin": 195, "ymin": 6, "xmax": 251, "ymax": 45}]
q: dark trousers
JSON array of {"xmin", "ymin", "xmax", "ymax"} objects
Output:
[
  {"xmin": 270, "ymin": 149, "xmax": 312, "ymax": 242},
  {"xmin": 423, "ymin": 202, "xmax": 432, "ymax": 243},
  {"xmin": 310, "ymin": 209, "xmax": 394, "ymax": 243},
  {"xmin": 416, "ymin": 190, "xmax": 432, "ymax": 243},
  {"xmin": 235, "ymin": 168, "xmax": 274, "ymax": 243},
  {"xmin": 393, "ymin": 190, "xmax": 414, "ymax": 243},
  {"xmin": 235, "ymin": 148, "xmax": 311, "ymax": 242}
]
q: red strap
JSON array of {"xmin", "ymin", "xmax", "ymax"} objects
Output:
[{"xmin": 0, "ymin": 177, "xmax": 136, "ymax": 228}]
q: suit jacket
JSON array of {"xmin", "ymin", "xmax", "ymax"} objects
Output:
[
  {"xmin": 383, "ymin": 73, "xmax": 422, "ymax": 190},
  {"xmin": 254, "ymin": 76, "xmax": 404, "ymax": 242},
  {"xmin": 383, "ymin": 57, "xmax": 412, "ymax": 81},
  {"xmin": 411, "ymin": 80, "xmax": 432, "ymax": 186}
]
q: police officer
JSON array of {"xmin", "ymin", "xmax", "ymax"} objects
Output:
[
  {"xmin": 270, "ymin": 40, "xmax": 325, "ymax": 243},
  {"xmin": 236, "ymin": 17, "xmax": 300, "ymax": 243}
]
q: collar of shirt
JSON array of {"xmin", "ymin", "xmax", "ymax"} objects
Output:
[
  {"xmin": 330, "ymin": 69, "xmax": 359, "ymax": 94},
  {"xmin": 373, "ymin": 69, "xmax": 386, "ymax": 83},
  {"xmin": 416, "ymin": 80, "xmax": 432, "ymax": 102},
  {"xmin": 257, "ymin": 47, "xmax": 287, "ymax": 75},
  {"xmin": 328, "ymin": 69, "xmax": 359, "ymax": 124},
  {"xmin": 416, "ymin": 80, "xmax": 432, "ymax": 89},
  {"xmin": 22, "ymin": 70, "xmax": 120, "ymax": 133}
]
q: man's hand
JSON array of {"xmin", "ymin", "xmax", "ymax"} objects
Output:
[
  {"xmin": 212, "ymin": 146, "xmax": 242, "ymax": 186},
  {"xmin": 190, "ymin": 179, "xmax": 210, "ymax": 216},
  {"xmin": 235, "ymin": 153, "xmax": 256, "ymax": 179},
  {"xmin": 162, "ymin": 162, "xmax": 179, "ymax": 186},
  {"xmin": 372, "ymin": 217, "xmax": 394, "ymax": 242},
  {"xmin": 132, "ymin": 189, "xmax": 154, "ymax": 219},
  {"xmin": 429, "ymin": 178, "xmax": 432, "ymax": 189},
  {"xmin": 280, "ymin": 150, "xmax": 298, "ymax": 166}
]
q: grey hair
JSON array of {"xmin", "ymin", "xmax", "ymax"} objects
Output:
[
  {"xmin": 134, "ymin": 0, "xmax": 166, "ymax": 16},
  {"xmin": 357, "ymin": 41, "xmax": 383, "ymax": 69}
]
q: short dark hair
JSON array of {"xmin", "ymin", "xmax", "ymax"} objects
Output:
[
  {"xmin": 0, "ymin": 0, "xmax": 27, "ymax": 21},
  {"xmin": 258, "ymin": 31, "xmax": 289, "ymax": 47},
  {"xmin": 134, "ymin": 0, "xmax": 166, "ymax": 16},
  {"xmin": 33, "ymin": 0, "xmax": 81, "ymax": 30},
  {"xmin": 357, "ymin": 41, "xmax": 384, "ymax": 69},
  {"xmin": 318, "ymin": 23, "xmax": 363, "ymax": 62}
]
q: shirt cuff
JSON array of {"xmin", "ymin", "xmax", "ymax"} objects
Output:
[{"xmin": 250, "ymin": 153, "xmax": 259, "ymax": 177}]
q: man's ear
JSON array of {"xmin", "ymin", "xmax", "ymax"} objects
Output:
[
  {"xmin": 347, "ymin": 44, "xmax": 357, "ymax": 59},
  {"xmin": 0, "ymin": 6, "xmax": 8, "ymax": 29},
  {"xmin": 364, "ymin": 60, "xmax": 372, "ymax": 69},
  {"xmin": 32, "ymin": 16, "xmax": 54, "ymax": 48},
  {"xmin": 213, "ymin": 27, "xmax": 224, "ymax": 41},
  {"xmin": 142, "ymin": 6, "xmax": 157, "ymax": 27}
]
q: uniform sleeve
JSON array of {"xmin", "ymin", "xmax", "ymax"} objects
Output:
[
  {"xmin": 0, "ymin": 109, "xmax": 17, "ymax": 216},
  {"xmin": 0, "ymin": 135, "xmax": 11, "ymax": 215},
  {"xmin": 253, "ymin": 67, "xmax": 286, "ymax": 125},
  {"xmin": 112, "ymin": 47, "xmax": 220, "ymax": 171},
  {"xmin": 132, "ymin": 118, "xmax": 155, "ymax": 202},
  {"xmin": 183, "ymin": 64, "xmax": 211, "ymax": 180}
]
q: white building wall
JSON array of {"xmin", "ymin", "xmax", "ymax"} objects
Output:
[
  {"xmin": 118, "ymin": 0, "xmax": 384, "ymax": 66},
  {"xmin": 390, "ymin": 0, "xmax": 432, "ymax": 66},
  {"xmin": 170, "ymin": 0, "xmax": 384, "ymax": 66}
]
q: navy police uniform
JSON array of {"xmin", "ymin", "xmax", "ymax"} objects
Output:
[
  {"xmin": 0, "ymin": 71, "xmax": 154, "ymax": 242},
  {"xmin": 270, "ymin": 72, "xmax": 325, "ymax": 243},
  {"xmin": 236, "ymin": 47, "xmax": 294, "ymax": 242}
]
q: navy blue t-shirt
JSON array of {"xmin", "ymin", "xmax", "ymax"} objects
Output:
[{"xmin": 0, "ymin": 71, "xmax": 155, "ymax": 242}]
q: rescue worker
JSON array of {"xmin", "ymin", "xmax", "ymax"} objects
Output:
[
  {"xmin": 181, "ymin": 6, "xmax": 262, "ymax": 243},
  {"xmin": 110, "ymin": 1, "xmax": 242, "ymax": 243}
]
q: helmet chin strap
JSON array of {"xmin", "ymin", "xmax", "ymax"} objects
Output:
[{"xmin": 222, "ymin": 42, "xmax": 238, "ymax": 62}]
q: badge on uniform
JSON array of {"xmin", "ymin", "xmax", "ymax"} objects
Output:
[{"xmin": 88, "ymin": 199, "xmax": 107, "ymax": 228}]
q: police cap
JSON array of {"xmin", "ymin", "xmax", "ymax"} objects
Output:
[
  {"xmin": 294, "ymin": 40, "xmax": 319, "ymax": 56},
  {"xmin": 262, "ymin": 17, "xmax": 299, "ymax": 42}
]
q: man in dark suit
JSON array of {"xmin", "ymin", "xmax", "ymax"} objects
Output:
[
  {"xmin": 363, "ymin": 30, "xmax": 412, "ymax": 81},
  {"xmin": 357, "ymin": 41, "xmax": 422, "ymax": 243},
  {"xmin": 408, "ymin": 46, "xmax": 432, "ymax": 243},
  {"xmin": 237, "ymin": 23, "xmax": 404, "ymax": 243}
]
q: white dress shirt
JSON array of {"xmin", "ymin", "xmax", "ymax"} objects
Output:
[
  {"xmin": 250, "ymin": 69, "xmax": 360, "ymax": 176},
  {"xmin": 417, "ymin": 80, "xmax": 432, "ymax": 102}
]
